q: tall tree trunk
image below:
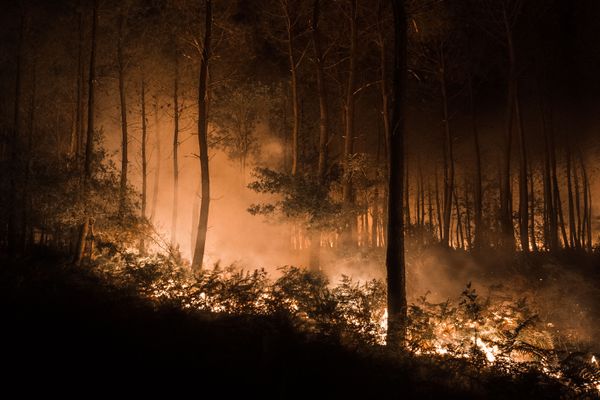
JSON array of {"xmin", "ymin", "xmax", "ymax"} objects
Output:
[
  {"xmin": 468, "ymin": 76, "xmax": 484, "ymax": 250},
  {"xmin": 440, "ymin": 46, "xmax": 454, "ymax": 248},
  {"xmin": 341, "ymin": 0, "xmax": 358, "ymax": 248},
  {"xmin": 118, "ymin": 10, "xmax": 129, "ymax": 215},
  {"xmin": 529, "ymin": 160, "xmax": 538, "ymax": 252},
  {"xmin": 499, "ymin": 5, "xmax": 516, "ymax": 251},
  {"xmin": 573, "ymin": 156, "xmax": 582, "ymax": 250},
  {"xmin": 309, "ymin": 0, "xmax": 328, "ymax": 271},
  {"xmin": 578, "ymin": 150, "xmax": 592, "ymax": 252},
  {"xmin": 8, "ymin": 11, "xmax": 25, "ymax": 256},
  {"xmin": 283, "ymin": 0, "xmax": 299, "ymax": 176},
  {"xmin": 566, "ymin": 146, "xmax": 576, "ymax": 250},
  {"xmin": 464, "ymin": 179, "xmax": 472, "ymax": 250},
  {"xmin": 150, "ymin": 99, "xmax": 161, "ymax": 222},
  {"xmin": 72, "ymin": 7, "xmax": 84, "ymax": 158},
  {"xmin": 140, "ymin": 79, "xmax": 148, "ymax": 254},
  {"xmin": 515, "ymin": 84, "xmax": 529, "ymax": 252},
  {"xmin": 191, "ymin": 0, "xmax": 212, "ymax": 271},
  {"xmin": 171, "ymin": 56, "xmax": 179, "ymax": 248},
  {"xmin": 386, "ymin": 0, "xmax": 407, "ymax": 350},
  {"xmin": 76, "ymin": 0, "xmax": 98, "ymax": 265},
  {"xmin": 434, "ymin": 166, "xmax": 443, "ymax": 241},
  {"xmin": 540, "ymin": 93, "xmax": 556, "ymax": 252},
  {"xmin": 22, "ymin": 57, "xmax": 36, "ymax": 251}
]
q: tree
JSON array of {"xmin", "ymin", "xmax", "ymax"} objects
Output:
[
  {"xmin": 75, "ymin": 0, "xmax": 98, "ymax": 265},
  {"xmin": 191, "ymin": 0, "xmax": 212, "ymax": 271},
  {"xmin": 386, "ymin": 0, "xmax": 407, "ymax": 349},
  {"xmin": 117, "ymin": 6, "xmax": 129, "ymax": 216}
]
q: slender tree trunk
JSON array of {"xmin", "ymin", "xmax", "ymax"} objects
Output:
[
  {"xmin": 578, "ymin": 150, "xmax": 592, "ymax": 252},
  {"xmin": 140, "ymin": 79, "xmax": 148, "ymax": 254},
  {"xmin": 117, "ymin": 10, "xmax": 129, "ymax": 215},
  {"xmin": 434, "ymin": 167, "xmax": 443, "ymax": 241},
  {"xmin": 439, "ymin": 46, "xmax": 454, "ymax": 249},
  {"xmin": 468, "ymin": 77, "xmax": 483, "ymax": 250},
  {"xmin": 341, "ymin": 0, "xmax": 358, "ymax": 248},
  {"xmin": 566, "ymin": 146, "xmax": 576, "ymax": 250},
  {"xmin": 76, "ymin": 0, "xmax": 98, "ymax": 265},
  {"xmin": 150, "ymin": 99, "xmax": 161, "ymax": 222},
  {"xmin": 540, "ymin": 94, "xmax": 556, "ymax": 252},
  {"xmin": 404, "ymin": 158, "xmax": 410, "ymax": 228},
  {"xmin": 500, "ymin": 6, "xmax": 516, "ymax": 251},
  {"xmin": 72, "ymin": 7, "xmax": 84, "ymax": 158},
  {"xmin": 464, "ymin": 179, "xmax": 472, "ymax": 250},
  {"xmin": 514, "ymin": 84, "xmax": 529, "ymax": 252},
  {"xmin": 386, "ymin": 0, "xmax": 407, "ymax": 350},
  {"xmin": 529, "ymin": 160, "xmax": 538, "ymax": 252},
  {"xmin": 171, "ymin": 56, "xmax": 179, "ymax": 247},
  {"xmin": 21, "ymin": 57, "xmax": 36, "ymax": 251},
  {"xmin": 191, "ymin": 0, "xmax": 212, "ymax": 271},
  {"xmin": 309, "ymin": 0, "xmax": 328, "ymax": 271},
  {"xmin": 454, "ymin": 188, "xmax": 463, "ymax": 249},
  {"xmin": 550, "ymin": 132, "xmax": 568, "ymax": 249},
  {"xmin": 573, "ymin": 156, "xmax": 582, "ymax": 250},
  {"xmin": 8, "ymin": 12, "xmax": 26, "ymax": 256},
  {"xmin": 283, "ymin": 0, "xmax": 299, "ymax": 175}
]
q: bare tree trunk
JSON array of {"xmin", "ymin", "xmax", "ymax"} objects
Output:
[
  {"xmin": 464, "ymin": 179, "xmax": 472, "ymax": 250},
  {"xmin": 514, "ymin": 84, "xmax": 529, "ymax": 252},
  {"xmin": 283, "ymin": 0, "xmax": 299, "ymax": 176},
  {"xmin": 573, "ymin": 156, "xmax": 582, "ymax": 250},
  {"xmin": 386, "ymin": 0, "xmax": 407, "ymax": 350},
  {"xmin": 76, "ymin": 0, "xmax": 98, "ymax": 265},
  {"xmin": 191, "ymin": 0, "xmax": 212, "ymax": 271},
  {"xmin": 440, "ymin": 46, "xmax": 454, "ymax": 248},
  {"xmin": 454, "ymin": 188, "xmax": 463, "ymax": 250},
  {"xmin": 540, "ymin": 92, "xmax": 556, "ymax": 252},
  {"xmin": 171, "ymin": 56, "xmax": 179, "ymax": 247},
  {"xmin": 435, "ymin": 166, "xmax": 443, "ymax": 241},
  {"xmin": 341, "ymin": 0, "xmax": 358, "ymax": 249},
  {"xmin": 150, "ymin": 99, "xmax": 161, "ymax": 222},
  {"xmin": 566, "ymin": 146, "xmax": 576, "ymax": 250},
  {"xmin": 8, "ymin": 11, "xmax": 26, "ymax": 256},
  {"xmin": 309, "ymin": 0, "xmax": 328, "ymax": 271},
  {"xmin": 140, "ymin": 78, "xmax": 148, "ymax": 254},
  {"xmin": 72, "ymin": 7, "xmax": 84, "ymax": 158},
  {"xmin": 404, "ymin": 157, "xmax": 410, "ymax": 228},
  {"xmin": 21, "ymin": 57, "xmax": 36, "ymax": 251},
  {"xmin": 117, "ymin": 9, "xmax": 129, "ymax": 215},
  {"xmin": 468, "ymin": 77, "xmax": 483, "ymax": 250},
  {"xmin": 499, "ymin": 5, "xmax": 516, "ymax": 251},
  {"xmin": 578, "ymin": 150, "xmax": 592, "ymax": 252},
  {"xmin": 529, "ymin": 159, "xmax": 538, "ymax": 252}
]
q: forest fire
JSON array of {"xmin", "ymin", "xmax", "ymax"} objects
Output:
[{"xmin": 2, "ymin": 0, "xmax": 600, "ymax": 397}]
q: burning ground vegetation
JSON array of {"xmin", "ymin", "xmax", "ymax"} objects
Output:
[{"xmin": 85, "ymin": 248, "xmax": 600, "ymax": 398}]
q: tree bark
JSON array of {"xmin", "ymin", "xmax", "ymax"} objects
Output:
[
  {"xmin": 8, "ymin": 11, "xmax": 26, "ymax": 256},
  {"xmin": 386, "ymin": 0, "xmax": 407, "ymax": 350},
  {"xmin": 118, "ymin": 9, "xmax": 129, "ymax": 216},
  {"xmin": 171, "ymin": 56, "xmax": 179, "ymax": 247},
  {"xmin": 191, "ymin": 0, "xmax": 212, "ymax": 271},
  {"xmin": 140, "ymin": 78, "xmax": 148, "ymax": 254},
  {"xmin": 308, "ymin": 0, "xmax": 328, "ymax": 271},
  {"xmin": 150, "ymin": 99, "xmax": 161, "ymax": 222},
  {"xmin": 341, "ymin": 0, "xmax": 358, "ymax": 248},
  {"xmin": 468, "ymin": 76, "xmax": 484, "ymax": 250},
  {"xmin": 282, "ymin": 0, "xmax": 299, "ymax": 176},
  {"xmin": 440, "ymin": 45, "xmax": 453, "ymax": 248},
  {"xmin": 76, "ymin": 0, "xmax": 98, "ymax": 265}
]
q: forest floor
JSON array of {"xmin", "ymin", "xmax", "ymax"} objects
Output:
[{"xmin": 1, "ymin": 248, "xmax": 597, "ymax": 399}]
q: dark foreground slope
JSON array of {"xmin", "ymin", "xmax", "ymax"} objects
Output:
[{"xmin": 0, "ymin": 250, "xmax": 569, "ymax": 399}]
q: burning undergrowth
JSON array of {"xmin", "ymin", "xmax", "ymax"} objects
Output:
[{"xmin": 93, "ymin": 250, "xmax": 600, "ymax": 397}]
